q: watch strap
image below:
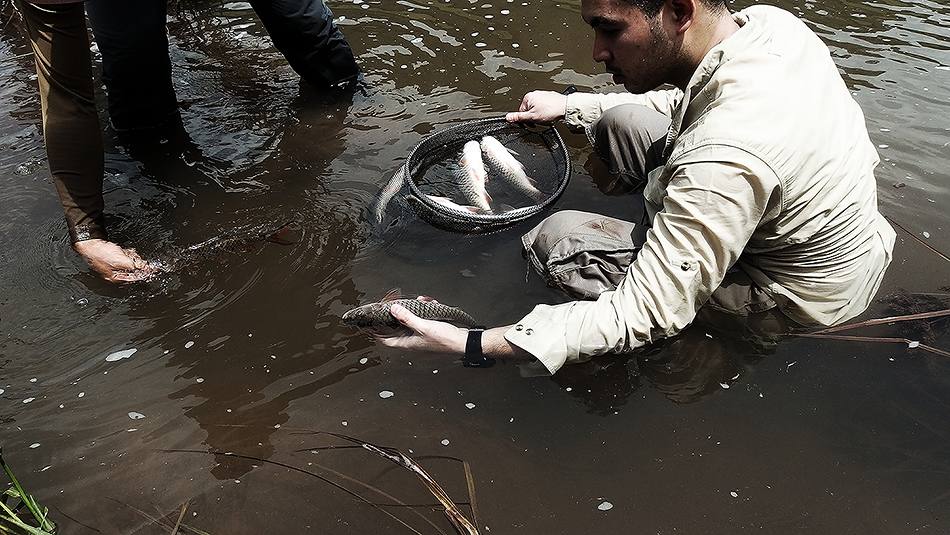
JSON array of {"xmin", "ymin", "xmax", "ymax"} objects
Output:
[{"xmin": 463, "ymin": 327, "xmax": 495, "ymax": 368}]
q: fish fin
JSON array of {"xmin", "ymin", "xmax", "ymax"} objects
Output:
[{"xmin": 381, "ymin": 288, "xmax": 402, "ymax": 302}]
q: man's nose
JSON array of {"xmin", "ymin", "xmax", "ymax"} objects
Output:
[{"xmin": 592, "ymin": 36, "xmax": 610, "ymax": 63}]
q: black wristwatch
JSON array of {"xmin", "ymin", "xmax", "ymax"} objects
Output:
[{"xmin": 463, "ymin": 327, "xmax": 496, "ymax": 368}]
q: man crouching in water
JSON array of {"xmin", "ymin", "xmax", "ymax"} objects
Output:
[{"xmin": 372, "ymin": 0, "xmax": 895, "ymax": 373}]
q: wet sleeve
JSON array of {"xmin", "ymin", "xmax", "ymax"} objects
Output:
[
  {"xmin": 505, "ymin": 148, "xmax": 782, "ymax": 373},
  {"xmin": 564, "ymin": 90, "xmax": 683, "ymax": 131}
]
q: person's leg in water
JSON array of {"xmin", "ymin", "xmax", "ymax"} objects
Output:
[
  {"xmin": 249, "ymin": 0, "xmax": 360, "ymax": 89},
  {"xmin": 84, "ymin": 0, "xmax": 179, "ymax": 135},
  {"xmin": 15, "ymin": 0, "xmax": 152, "ymax": 282}
]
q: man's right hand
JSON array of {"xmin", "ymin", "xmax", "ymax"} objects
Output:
[
  {"xmin": 73, "ymin": 239, "xmax": 155, "ymax": 283},
  {"xmin": 505, "ymin": 91, "xmax": 568, "ymax": 124}
]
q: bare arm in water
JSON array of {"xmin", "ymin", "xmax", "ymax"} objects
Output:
[{"xmin": 374, "ymin": 304, "xmax": 530, "ymax": 359}]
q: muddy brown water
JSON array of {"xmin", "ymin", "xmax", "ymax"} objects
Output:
[{"xmin": 1, "ymin": 0, "xmax": 949, "ymax": 533}]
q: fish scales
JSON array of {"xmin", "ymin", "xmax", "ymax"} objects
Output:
[
  {"xmin": 457, "ymin": 140, "xmax": 492, "ymax": 211},
  {"xmin": 480, "ymin": 135, "xmax": 544, "ymax": 202},
  {"xmin": 342, "ymin": 298, "xmax": 477, "ymax": 329}
]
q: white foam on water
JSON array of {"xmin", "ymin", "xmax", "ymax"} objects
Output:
[
  {"xmin": 105, "ymin": 348, "xmax": 137, "ymax": 362},
  {"xmin": 379, "ymin": 390, "xmax": 394, "ymax": 399},
  {"xmin": 128, "ymin": 411, "xmax": 145, "ymax": 420}
]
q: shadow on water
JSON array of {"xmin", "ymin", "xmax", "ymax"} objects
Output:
[{"xmin": 110, "ymin": 88, "xmax": 379, "ymax": 480}]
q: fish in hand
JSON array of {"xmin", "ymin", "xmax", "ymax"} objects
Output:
[
  {"xmin": 342, "ymin": 290, "xmax": 477, "ymax": 330},
  {"xmin": 457, "ymin": 140, "xmax": 493, "ymax": 212},
  {"xmin": 480, "ymin": 135, "xmax": 544, "ymax": 202}
]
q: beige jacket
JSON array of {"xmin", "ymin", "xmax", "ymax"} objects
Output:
[{"xmin": 505, "ymin": 5, "xmax": 895, "ymax": 374}]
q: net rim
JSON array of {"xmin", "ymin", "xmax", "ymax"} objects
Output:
[{"xmin": 401, "ymin": 116, "xmax": 571, "ymax": 229}]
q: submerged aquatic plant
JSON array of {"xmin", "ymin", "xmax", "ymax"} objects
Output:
[{"xmin": 0, "ymin": 449, "xmax": 56, "ymax": 535}]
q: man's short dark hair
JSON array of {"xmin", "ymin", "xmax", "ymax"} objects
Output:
[{"xmin": 623, "ymin": 0, "xmax": 729, "ymax": 17}]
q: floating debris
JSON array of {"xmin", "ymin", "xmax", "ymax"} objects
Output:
[
  {"xmin": 128, "ymin": 411, "xmax": 145, "ymax": 420},
  {"xmin": 922, "ymin": 232, "xmax": 931, "ymax": 239},
  {"xmin": 22, "ymin": 398, "xmax": 35, "ymax": 404},
  {"xmin": 78, "ymin": 392, "xmax": 85, "ymax": 398},
  {"xmin": 196, "ymin": 378, "xmax": 204, "ymax": 383},
  {"xmin": 730, "ymin": 491, "xmax": 739, "ymax": 498},
  {"xmin": 441, "ymin": 439, "xmax": 450, "ymax": 446},
  {"xmin": 908, "ymin": 341, "xmax": 920, "ymax": 348},
  {"xmin": 719, "ymin": 382, "xmax": 730, "ymax": 389},
  {"xmin": 184, "ymin": 341, "xmax": 195, "ymax": 349},
  {"xmin": 465, "ymin": 403, "xmax": 476, "ymax": 409},
  {"xmin": 597, "ymin": 501, "xmax": 613, "ymax": 511},
  {"xmin": 29, "ymin": 443, "xmax": 40, "ymax": 449},
  {"xmin": 105, "ymin": 348, "xmax": 137, "ymax": 362},
  {"xmin": 379, "ymin": 390, "xmax": 394, "ymax": 399},
  {"xmin": 359, "ymin": 357, "xmax": 368, "ymax": 365}
]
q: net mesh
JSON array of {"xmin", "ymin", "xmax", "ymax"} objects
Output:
[{"xmin": 402, "ymin": 117, "xmax": 571, "ymax": 232}]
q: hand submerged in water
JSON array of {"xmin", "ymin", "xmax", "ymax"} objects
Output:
[
  {"xmin": 372, "ymin": 300, "xmax": 468, "ymax": 354},
  {"xmin": 505, "ymin": 90, "xmax": 568, "ymax": 124},
  {"xmin": 73, "ymin": 239, "xmax": 156, "ymax": 283}
]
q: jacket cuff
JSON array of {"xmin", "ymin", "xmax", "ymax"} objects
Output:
[
  {"xmin": 504, "ymin": 302, "xmax": 582, "ymax": 374},
  {"xmin": 68, "ymin": 218, "xmax": 108, "ymax": 243}
]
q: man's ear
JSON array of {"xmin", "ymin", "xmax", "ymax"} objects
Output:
[{"xmin": 665, "ymin": 0, "xmax": 695, "ymax": 33}]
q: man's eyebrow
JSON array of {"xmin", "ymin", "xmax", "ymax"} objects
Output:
[{"xmin": 587, "ymin": 16, "xmax": 617, "ymax": 28}]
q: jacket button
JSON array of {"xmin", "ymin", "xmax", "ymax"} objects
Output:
[
  {"xmin": 515, "ymin": 324, "xmax": 523, "ymax": 331},
  {"xmin": 680, "ymin": 261, "xmax": 690, "ymax": 271},
  {"xmin": 525, "ymin": 328, "xmax": 533, "ymax": 335}
]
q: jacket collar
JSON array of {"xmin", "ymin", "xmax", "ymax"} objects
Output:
[{"xmin": 663, "ymin": 9, "xmax": 755, "ymax": 158}]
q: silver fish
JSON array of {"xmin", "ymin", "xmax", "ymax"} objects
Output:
[
  {"xmin": 480, "ymin": 135, "xmax": 544, "ymax": 202},
  {"xmin": 371, "ymin": 168, "xmax": 406, "ymax": 224},
  {"xmin": 426, "ymin": 195, "xmax": 482, "ymax": 213},
  {"xmin": 457, "ymin": 140, "xmax": 492, "ymax": 212},
  {"xmin": 342, "ymin": 291, "xmax": 477, "ymax": 330}
]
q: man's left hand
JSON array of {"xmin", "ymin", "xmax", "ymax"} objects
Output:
[{"xmin": 373, "ymin": 303, "xmax": 468, "ymax": 354}]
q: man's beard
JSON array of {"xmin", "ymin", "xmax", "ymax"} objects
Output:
[{"xmin": 624, "ymin": 17, "xmax": 683, "ymax": 94}]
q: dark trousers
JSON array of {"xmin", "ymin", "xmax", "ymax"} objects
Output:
[
  {"xmin": 15, "ymin": 0, "xmax": 107, "ymax": 242},
  {"xmin": 84, "ymin": 0, "xmax": 359, "ymax": 131}
]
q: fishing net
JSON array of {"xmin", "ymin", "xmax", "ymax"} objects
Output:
[{"xmin": 399, "ymin": 117, "xmax": 571, "ymax": 233}]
